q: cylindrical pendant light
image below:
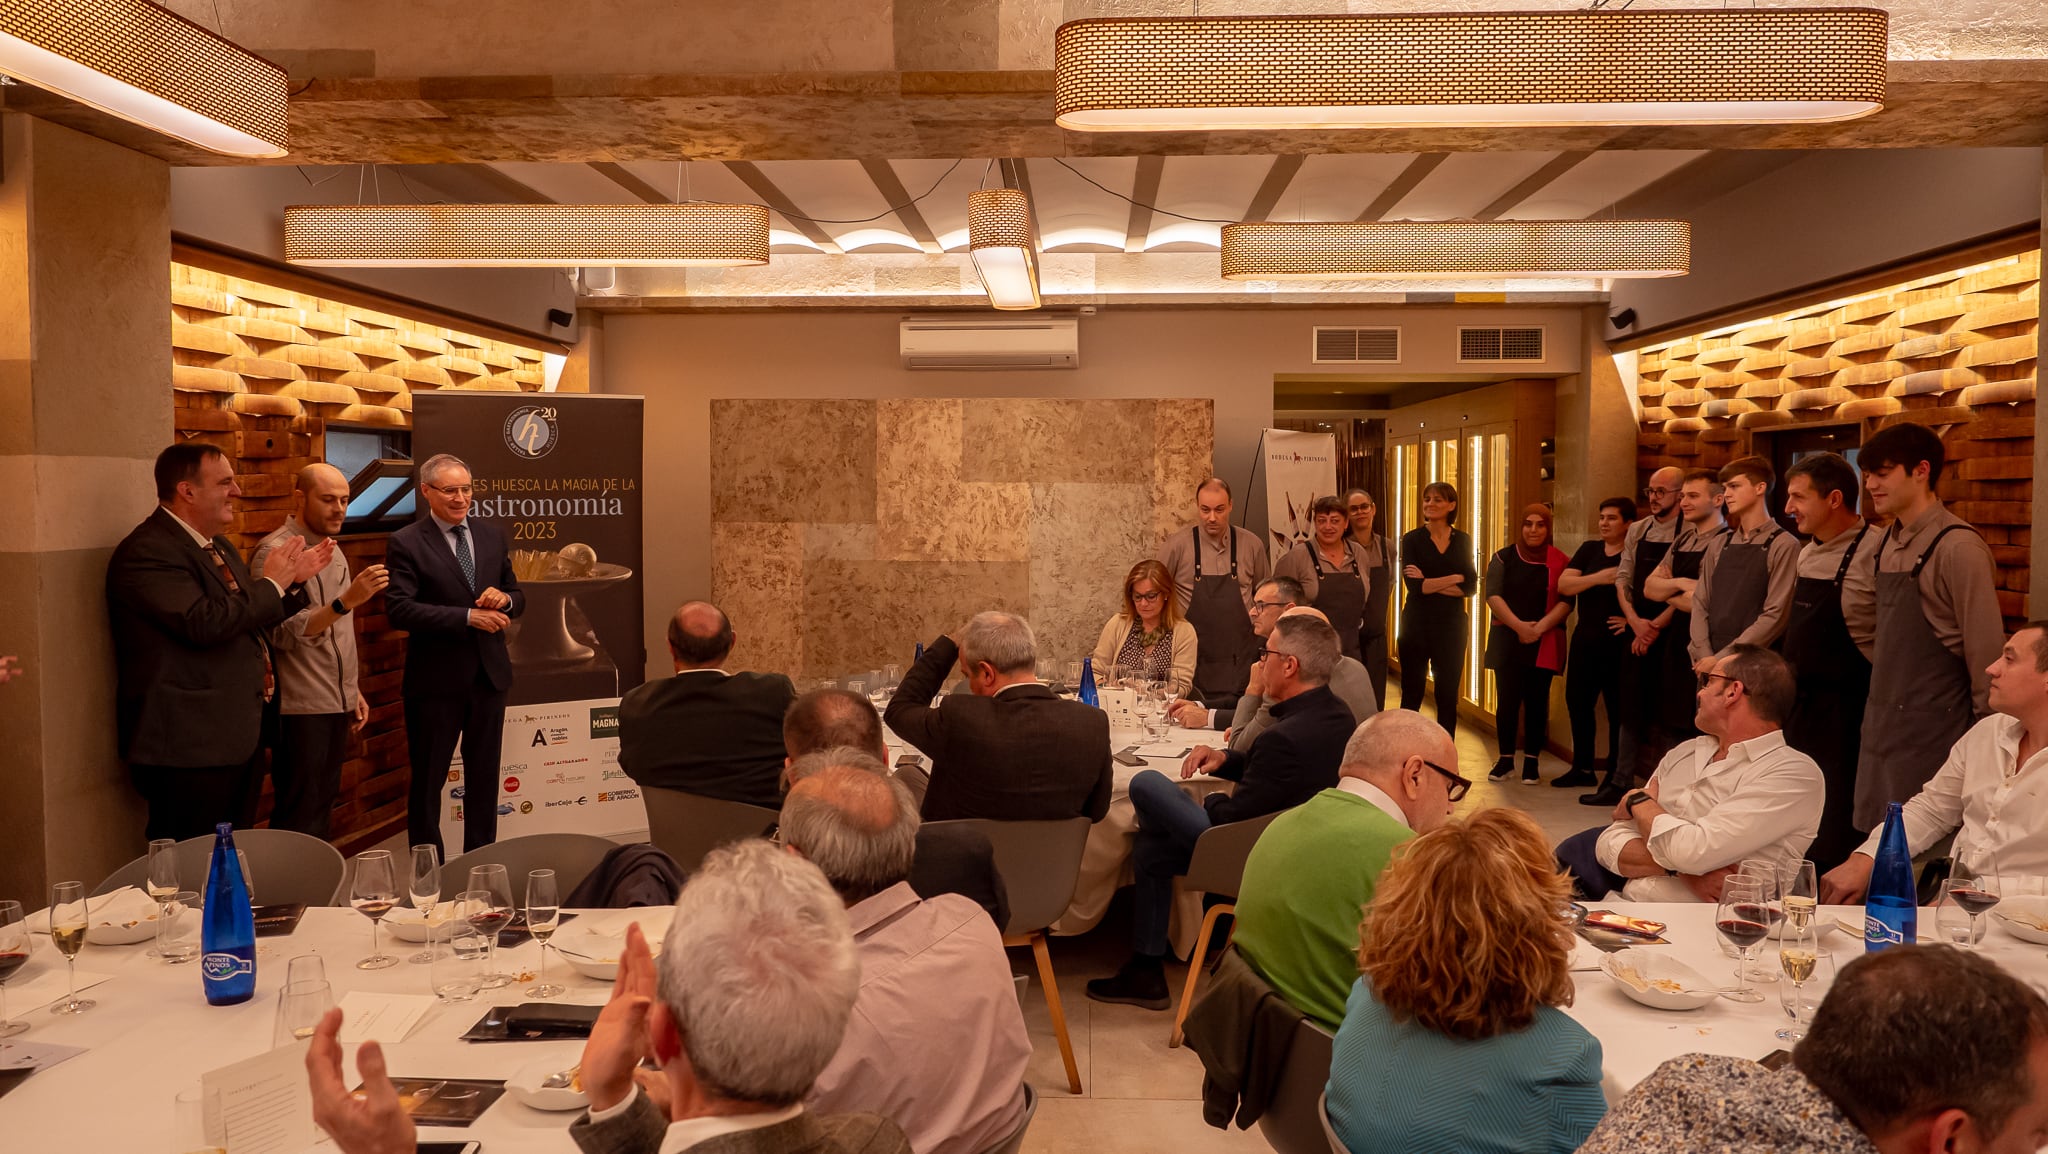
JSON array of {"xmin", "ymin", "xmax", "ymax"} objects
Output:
[
  {"xmin": 0, "ymin": 0, "xmax": 288, "ymax": 157},
  {"xmin": 1219, "ymin": 220, "xmax": 1692, "ymax": 280},
  {"xmin": 968, "ymin": 189, "xmax": 1042, "ymax": 310},
  {"xmin": 1056, "ymin": 9, "xmax": 1887, "ymax": 131},
  {"xmin": 282, "ymin": 203, "xmax": 773, "ymax": 267}
]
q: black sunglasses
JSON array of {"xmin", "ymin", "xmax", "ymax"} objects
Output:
[{"xmin": 1424, "ymin": 758, "xmax": 1471, "ymax": 802}]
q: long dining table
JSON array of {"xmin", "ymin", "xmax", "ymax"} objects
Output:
[{"xmin": 5, "ymin": 895, "xmax": 2035, "ymax": 1150}]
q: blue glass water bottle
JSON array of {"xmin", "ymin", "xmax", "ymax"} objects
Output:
[
  {"xmin": 914, "ymin": 641, "xmax": 924, "ymax": 664},
  {"xmin": 1079, "ymin": 656, "xmax": 1099, "ymax": 707},
  {"xmin": 1864, "ymin": 801, "xmax": 1917, "ymax": 952},
  {"xmin": 201, "ymin": 823, "xmax": 257, "ymax": 1005}
]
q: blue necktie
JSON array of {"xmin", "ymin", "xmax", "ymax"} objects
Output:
[{"xmin": 452, "ymin": 524, "xmax": 476, "ymax": 592}]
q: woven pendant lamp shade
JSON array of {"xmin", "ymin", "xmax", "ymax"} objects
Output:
[
  {"xmin": 282, "ymin": 203, "xmax": 773, "ymax": 267},
  {"xmin": 968, "ymin": 189, "xmax": 1042, "ymax": 310},
  {"xmin": 1219, "ymin": 220, "xmax": 1692, "ymax": 280},
  {"xmin": 0, "ymin": 0, "xmax": 287, "ymax": 157},
  {"xmin": 1055, "ymin": 8, "xmax": 1887, "ymax": 131}
]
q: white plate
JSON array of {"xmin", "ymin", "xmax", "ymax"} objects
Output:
[
  {"xmin": 506, "ymin": 1057, "xmax": 589, "ymax": 1112},
  {"xmin": 550, "ymin": 910, "xmax": 673, "ymax": 981},
  {"xmin": 1600, "ymin": 947, "xmax": 1719, "ymax": 1011},
  {"xmin": 1994, "ymin": 896, "xmax": 2048, "ymax": 944},
  {"xmin": 383, "ymin": 904, "xmax": 455, "ymax": 944}
]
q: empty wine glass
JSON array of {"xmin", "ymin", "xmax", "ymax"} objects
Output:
[
  {"xmin": 1940, "ymin": 835, "xmax": 2000, "ymax": 949},
  {"xmin": 0, "ymin": 900, "xmax": 29, "ymax": 1037},
  {"xmin": 525, "ymin": 870, "xmax": 562, "ymax": 999},
  {"xmin": 407, "ymin": 844, "xmax": 442, "ymax": 965},
  {"xmin": 272, "ymin": 979, "xmax": 334, "ymax": 1047},
  {"xmin": 48, "ymin": 880, "xmax": 94, "ymax": 1014},
  {"xmin": 1716, "ymin": 875, "xmax": 1770, "ymax": 1004},
  {"xmin": 236, "ymin": 850, "xmax": 256, "ymax": 906},
  {"xmin": 1062, "ymin": 660, "xmax": 1082, "ymax": 695},
  {"xmin": 350, "ymin": 850, "xmax": 400, "ymax": 970},
  {"xmin": 467, "ymin": 865, "xmax": 514, "ymax": 989}
]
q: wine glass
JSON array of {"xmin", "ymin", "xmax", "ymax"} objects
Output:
[
  {"xmin": 467, "ymin": 865, "xmax": 515, "ymax": 989},
  {"xmin": 236, "ymin": 850, "xmax": 255, "ymax": 906},
  {"xmin": 1940, "ymin": 835, "xmax": 2000, "ymax": 949},
  {"xmin": 272, "ymin": 979, "xmax": 335, "ymax": 1048},
  {"xmin": 1063, "ymin": 660, "xmax": 1082, "ymax": 694},
  {"xmin": 406, "ymin": 845, "xmax": 442, "ymax": 966},
  {"xmin": 1735, "ymin": 858, "xmax": 1783, "ymax": 983},
  {"xmin": 0, "ymin": 900, "xmax": 29, "ymax": 1037},
  {"xmin": 1782, "ymin": 860, "xmax": 1819, "ymax": 929},
  {"xmin": 146, "ymin": 838, "xmax": 180, "ymax": 903},
  {"xmin": 1715, "ymin": 875, "xmax": 1770, "ymax": 1004},
  {"xmin": 48, "ymin": 880, "xmax": 94, "ymax": 1014},
  {"xmin": 525, "ymin": 870, "xmax": 563, "ymax": 999},
  {"xmin": 1776, "ymin": 917, "xmax": 1830, "ymax": 1041},
  {"xmin": 350, "ymin": 850, "xmax": 400, "ymax": 970}
]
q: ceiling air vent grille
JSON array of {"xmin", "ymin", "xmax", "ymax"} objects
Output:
[
  {"xmin": 1312, "ymin": 326, "xmax": 1401, "ymax": 364},
  {"xmin": 1458, "ymin": 326, "xmax": 1546, "ymax": 362}
]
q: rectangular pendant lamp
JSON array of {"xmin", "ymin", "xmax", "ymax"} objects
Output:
[
  {"xmin": 0, "ymin": 0, "xmax": 288, "ymax": 157},
  {"xmin": 1055, "ymin": 8, "xmax": 1887, "ymax": 131},
  {"xmin": 1219, "ymin": 220, "xmax": 1692, "ymax": 280},
  {"xmin": 968, "ymin": 189, "xmax": 1042, "ymax": 310},
  {"xmin": 282, "ymin": 203, "xmax": 773, "ymax": 267}
]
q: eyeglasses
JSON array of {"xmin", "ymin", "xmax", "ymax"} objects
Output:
[
  {"xmin": 1250, "ymin": 599, "xmax": 1288, "ymax": 613},
  {"xmin": 1696, "ymin": 671, "xmax": 1738, "ymax": 690},
  {"xmin": 1257, "ymin": 646, "xmax": 1297, "ymax": 664},
  {"xmin": 1423, "ymin": 758, "xmax": 1471, "ymax": 802},
  {"xmin": 1346, "ymin": 504, "xmax": 1373, "ymax": 514},
  {"xmin": 425, "ymin": 483, "xmax": 474, "ymax": 497},
  {"xmin": 1130, "ymin": 590, "xmax": 1164, "ymax": 604},
  {"xmin": 1645, "ymin": 486, "xmax": 1675, "ymax": 497}
]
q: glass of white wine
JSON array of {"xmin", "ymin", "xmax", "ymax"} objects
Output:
[
  {"xmin": 144, "ymin": 838, "xmax": 179, "ymax": 961},
  {"xmin": 0, "ymin": 900, "xmax": 29, "ymax": 1037},
  {"xmin": 407, "ymin": 844, "xmax": 442, "ymax": 966},
  {"xmin": 48, "ymin": 880, "xmax": 94, "ymax": 1014},
  {"xmin": 350, "ymin": 850, "xmax": 400, "ymax": 970},
  {"xmin": 1777, "ymin": 919, "xmax": 1833, "ymax": 1041},
  {"xmin": 1782, "ymin": 860, "xmax": 1819, "ymax": 928},
  {"xmin": 525, "ymin": 869, "xmax": 563, "ymax": 999}
]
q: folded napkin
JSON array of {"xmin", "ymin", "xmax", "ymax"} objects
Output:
[{"xmin": 26, "ymin": 886, "xmax": 157, "ymax": 934}]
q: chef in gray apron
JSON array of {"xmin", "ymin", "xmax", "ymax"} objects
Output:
[
  {"xmin": 1358, "ymin": 536, "xmax": 1393, "ymax": 707},
  {"xmin": 1589, "ymin": 525, "xmax": 1676, "ymax": 805},
  {"xmin": 1309, "ymin": 547, "xmax": 1368, "ymax": 662},
  {"xmin": 1186, "ymin": 526, "xmax": 1256, "ymax": 707},
  {"xmin": 1657, "ymin": 527, "xmax": 1724, "ymax": 735},
  {"xmin": 1782, "ymin": 523, "xmax": 1873, "ymax": 871},
  {"xmin": 1854, "ymin": 524, "xmax": 1977, "ymax": 831},
  {"xmin": 1702, "ymin": 525, "xmax": 1786, "ymax": 654}
]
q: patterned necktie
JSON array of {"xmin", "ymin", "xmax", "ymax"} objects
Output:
[
  {"xmin": 207, "ymin": 543, "xmax": 274, "ymax": 701},
  {"xmin": 204, "ymin": 544, "xmax": 242, "ymax": 594},
  {"xmin": 452, "ymin": 523, "xmax": 476, "ymax": 592}
]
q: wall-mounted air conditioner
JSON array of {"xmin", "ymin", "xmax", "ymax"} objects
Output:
[{"xmin": 900, "ymin": 316, "xmax": 1080, "ymax": 370}]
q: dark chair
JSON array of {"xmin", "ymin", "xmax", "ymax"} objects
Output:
[
  {"xmin": 1169, "ymin": 808, "xmax": 1285, "ymax": 1047},
  {"xmin": 443, "ymin": 832, "xmax": 618, "ymax": 898},
  {"xmin": 640, "ymin": 787, "xmax": 778, "ymax": 875},
  {"xmin": 1256, "ymin": 1016, "xmax": 1336, "ymax": 1154},
  {"xmin": 94, "ymin": 828, "xmax": 346, "ymax": 908},
  {"xmin": 923, "ymin": 815, "xmax": 1093, "ymax": 1094}
]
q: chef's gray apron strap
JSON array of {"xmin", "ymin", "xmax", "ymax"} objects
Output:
[
  {"xmin": 1657, "ymin": 527, "xmax": 1723, "ymax": 735},
  {"xmin": 1310, "ymin": 544, "xmax": 1367, "ymax": 661},
  {"xmin": 1703, "ymin": 526, "xmax": 1782, "ymax": 654},
  {"xmin": 1781, "ymin": 522, "xmax": 1872, "ymax": 871},
  {"xmin": 1186, "ymin": 526, "xmax": 1256, "ymax": 707},
  {"xmin": 1854, "ymin": 523, "xmax": 1976, "ymax": 831},
  {"xmin": 1359, "ymin": 534, "xmax": 1393, "ymax": 707}
]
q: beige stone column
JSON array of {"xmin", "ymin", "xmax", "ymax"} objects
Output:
[
  {"xmin": 0, "ymin": 114, "xmax": 171, "ymax": 901},
  {"xmin": 1552, "ymin": 305, "xmax": 1639, "ymax": 550}
]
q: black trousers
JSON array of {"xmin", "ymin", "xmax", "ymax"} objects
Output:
[
  {"xmin": 1398, "ymin": 613, "xmax": 1467, "ymax": 735},
  {"xmin": 405, "ymin": 678, "xmax": 509, "ymax": 858},
  {"xmin": 132, "ymin": 757, "xmax": 263, "ymax": 842},
  {"xmin": 1565, "ymin": 632, "xmax": 1625, "ymax": 771},
  {"xmin": 272, "ymin": 712, "xmax": 352, "ymax": 840},
  {"xmin": 1492, "ymin": 663, "xmax": 1556, "ymax": 758},
  {"xmin": 1360, "ymin": 629, "xmax": 1389, "ymax": 710}
]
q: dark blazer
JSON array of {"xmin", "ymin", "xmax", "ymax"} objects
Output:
[
  {"xmin": 618, "ymin": 670, "xmax": 797, "ymax": 808},
  {"xmin": 885, "ymin": 637, "xmax": 1113, "ymax": 823},
  {"xmin": 106, "ymin": 507, "xmax": 308, "ymax": 767},
  {"xmin": 1204, "ymin": 684, "xmax": 1355, "ymax": 825},
  {"xmin": 570, "ymin": 1092, "xmax": 912, "ymax": 1154},
  {"xmin": 384, "ymin": 515, "xmax": 524, "ymax": 694}
]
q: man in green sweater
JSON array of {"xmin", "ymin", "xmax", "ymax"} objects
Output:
[{"xmin": 1231, "ymin": 708, "xmax": 1467, "ymax": 1029}]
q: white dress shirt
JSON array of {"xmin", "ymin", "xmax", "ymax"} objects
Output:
[
  {"xmin": 431, "ymin": 512, "xmax": 472, "ymax": 560},
  {"xmin": 1594, "ymin": 729, "xmax": 1823, "ymax": 902},
  {"xmin": 165, "ymin": 506, "xmax": 285, "ymax": 596},
  {"xmin": 1854, "ymin": 713, "xmax": 2048, "ymax": 891}
]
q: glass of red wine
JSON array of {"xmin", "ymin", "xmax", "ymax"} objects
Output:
[
  {"xmin": 466, "ymin": 866, "xmax": 515, "ymax": 990},
  {"xmin": 0, "ymin": 900, "xmax": 28, "ymax": 1037},
  {"xmin": 1940, "ymin": 836, "xmax": 2000, "ymax": 950},
  {"xmin": 1716, "ymin": 875, "xmax": 1771, "ymax": 1003}
]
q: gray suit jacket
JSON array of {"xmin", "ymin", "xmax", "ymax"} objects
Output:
[
  {"xmin": 570, "ymin": 1094, "xmax": 912, "ymax": 1154},
  {"xmin": 1227, "ymin": 655, "xmax": 1376, "ymax": 754}
]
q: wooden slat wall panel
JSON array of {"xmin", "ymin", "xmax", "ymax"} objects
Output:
[
  {"xmin": 167, "ymin": 263, "xmax": 549, "ymax": 854},
  {"xmin": 1635, "ymin": 249, "xmax": 2039, "ymax": 631}
]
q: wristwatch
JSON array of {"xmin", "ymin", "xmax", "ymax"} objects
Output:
[
  {"xmin": 330, "ymin": 597, "xmax": 350, "ymax": 616},
  {"xmin": 1624, "ymin": 789, "xmax": 1652, "ymax": 816}
]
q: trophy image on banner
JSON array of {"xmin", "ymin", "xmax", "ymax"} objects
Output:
[{"xmin": 508, "ymin": 542, "xmax": 634, "ymax": 697}]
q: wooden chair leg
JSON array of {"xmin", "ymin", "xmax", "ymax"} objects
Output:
[
  {"xmin": 1030, "ymin": 931, "xmax": 1083, "ymax": 1094},
  {"xmin": 1169, "ymin": 902, "xmax": 1230, "ymax": 1049}
]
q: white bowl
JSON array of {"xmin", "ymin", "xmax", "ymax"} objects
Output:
[
  {"xmin": 550, "ymin": 911, "xmax": 673, "ymax": 981},
  {"xmin": 1994, "ymin": 896, "xmax": 2048, "ymax": 944},
  {"xmin": 1766, "ymin": 913, "xmax": 1840, "ymax": 942},
  {"xmin": 1600, "ymin": 947, "xmax": 1719, "ymax": 1011},
  {"xmin": 506, "ymin": 1057, "xmax": 589, "ymax": 1112},
  {"xmin": 85, "ymin": 913, "xmax": 159, "ymax": 945},
  {"xmin": 383, "ymin": 904, "xmax": 455, "ymax": 944}
]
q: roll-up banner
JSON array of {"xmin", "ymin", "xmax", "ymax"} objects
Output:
[
  {"xmin": 411, "ymin": 393, "xmax": 648, "ymax": 841},
  {"xmin": 1261, "ymin": 428, "xmax": 1339, "ymax": 557}
]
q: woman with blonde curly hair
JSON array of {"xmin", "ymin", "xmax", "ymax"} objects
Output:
[
  {"xmin": 1091, "ymin": 559, "xmax": 1197, "ymax": 697},
  {"xmin": 1325, "ymin": 807, "xmax": 1606, "ymax": 1154}
]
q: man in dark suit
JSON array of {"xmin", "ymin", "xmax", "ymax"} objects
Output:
[
  {"xmin": 307, "ymin": 843, "xmax": 912, "ymax": 1154},
  {"xmin": 783, "ymin": 688, "xmax": 1009, "ymax": 930},
  {"xmin": 1088, "ymin": 613, "xmax": 1357, "ymax": 1009},
  {"xmin": 618, "ymin": 602, "xmax": 795, "ymax": 808},
  {"xmin": 385, "ymin": 453, "xmax": 524, "ymax": 856},
  {"xmin": 885, "ymin": 611, "xmax": 1112, "ymax": 823},
  {"xmin": 108, "ymin": 442, "xmax": 328, "ymax": 840}
]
